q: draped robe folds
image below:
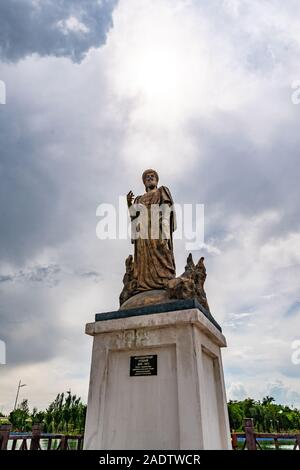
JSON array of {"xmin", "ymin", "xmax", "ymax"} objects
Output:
[{"xmin": 131, "ymin": 186, "xmax": 176, "ymax": 292}]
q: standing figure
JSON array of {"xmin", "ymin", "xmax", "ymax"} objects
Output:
[{"xmin": 126, "ymin": 169, "xmax": 176, "ymax": 294}]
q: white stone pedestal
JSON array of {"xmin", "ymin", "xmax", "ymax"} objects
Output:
[{"xmin": 84, "ymin": 307, "xmax": 231, "ymax": 450}]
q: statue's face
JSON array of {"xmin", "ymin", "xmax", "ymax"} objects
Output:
[{"xmin": 144, "ymin": 171, "xmax": 158, "ymax": 190}]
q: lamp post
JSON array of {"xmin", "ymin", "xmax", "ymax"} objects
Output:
[{"xmin": 13, "ymin": 380, "xmax": 27, "ymax": 410}]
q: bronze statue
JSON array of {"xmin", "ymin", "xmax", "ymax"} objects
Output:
[
  {"xmin": 119, "ymin": 169, "xmax": 210, "ymax": 313},
  {"xmin": 167, "ymin": 254, "xmax": 210, "ymax": 311},
  {"xmin": 119, "ymin": 255, "xmax": 137, "ymax": 305},
  {"xmin": 127, "ymin": 169, "xmax": 176, "ymax": 290}
]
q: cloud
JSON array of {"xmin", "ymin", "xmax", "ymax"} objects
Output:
[
  {"xmin": 265, "ymin": 380, "xmax": 300, "ymax": 407},
  {"xmin": 0, "ymin": 264, "xmax": 61, "ymax": 286},
  {"xmin": 227, "ymin": 382, "xmax": 248, "ymax": 401},
  {"xmin": 0, "ymin": 275, "xmax": 13, "ymax": 283},
  {"xmin": 79, "ymin": 271, "xmax": 103, "ymax": 281},
  {"xmin": 0, "ymin": 0, "xmax": 118, "ymax": 63},
  {"xmin": 227, "ymin": 379, "xmax": 300, "ymax": 408},
  {"xmin": 1, "ymin": 0, "xmax": 300, "ymax": 413},
  {"xmin": 285, "ymin": 301, "xmax": 300, "ymax": 317}
]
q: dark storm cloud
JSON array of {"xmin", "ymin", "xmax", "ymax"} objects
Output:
[
  {"xmin": 79, "ymin": 271, "xmax": 103, "ymax": 280},
  {"xmin": 0, "ymin": 266, "xmax": 102, "ymax": 285},
  {"xmin": 0, "ymin": 264, "xmax": 102, "ymax": 366},
  {"xmin": 0, "ymin": 101, "xmax": 66, "ymax": 264},
  {"xmin": 178, "ymin": 112, "xmax": 300, "ymax": 248},
  {"xmin": 0, "ymin": 0, "xmax": 118, "ymax": 63},
  {"xmin": 0, "ymin": 57, "xmax": 124, "ymax": 265},
  {"xmin": 0, "ymin": 275, "xmax": 13, "ymax": 283},
  {"xmin": 0, "ymin": 264, "xmax": 62, "ymax": 286},
  {"xmin": 24, "ymin": 264, "xmax": 60, "ymax": 283},
  {"xmin": 0, "ymin": 36, "xmax": 124, "ymax": 369},
  {"xmin": 3, "ymin": 321, "xmax": 65, "ymax": 365}
]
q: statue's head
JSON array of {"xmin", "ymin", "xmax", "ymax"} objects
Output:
[{"xmin": 142, "ymin": 169, "xmax": 159, "ymax": 190}]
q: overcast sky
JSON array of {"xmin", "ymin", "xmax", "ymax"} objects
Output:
[{"xmin": 0, "ymin": 0, "xmax": 300, "ymax": 414}]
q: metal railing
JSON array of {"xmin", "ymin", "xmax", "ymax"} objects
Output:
[
  {"xmin": 1, "ymin": 419, "xmax": 299, "ymax": 450},
  {"xmin": 231, "ymin": 418, "xmax": 300, "ymax": 450},
  {"xmin": 0, "ymin": 424, "xmax": 83, "ymax": 450}
]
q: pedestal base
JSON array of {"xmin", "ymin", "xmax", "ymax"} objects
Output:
[{"xmin": 84, "ymin": 306, "xmax": 231, "ymax": 450}]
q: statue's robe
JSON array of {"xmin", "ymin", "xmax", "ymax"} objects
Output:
[{"xmin": 131, "ymin": 186, "xmax": 176, "ymax": 292}]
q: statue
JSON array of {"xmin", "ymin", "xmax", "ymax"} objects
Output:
[
  {"xmin": 127, "ymin": 169, "xmax": 176, "ymax": 289},
  {"xmin": 119, "ymin": 255, "xmax": 137, "ymax": 306},
  {"xmin": 167, "ymin": 253, "xmax": 210, "ymax": 312},
  {"xmin": 119, "ymin": 169, "xmax": 210, "ymax": 313}
]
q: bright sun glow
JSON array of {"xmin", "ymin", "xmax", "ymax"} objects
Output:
[
  {"xmin": 105, "ymin": 0, "xmax": 255, "ymax": 173},
  {"xmin": 107, "ymin": 1, "xmax": 214, "ymax": 123},
  {"xmin": 135, "ymin": 47, "xmax": 181, "ymax": 101}
]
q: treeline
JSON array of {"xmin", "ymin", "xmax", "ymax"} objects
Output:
[
  {"xmin": 0, "ymin": 391, "xmax": 86, "ymax": 434},
  {"xmin": 1, "ymin": 393, "xmax": 300, "ymax": 434},
  {"xmin": 228, "ymin": 396, "xmax": 300, "ymax": 432}
]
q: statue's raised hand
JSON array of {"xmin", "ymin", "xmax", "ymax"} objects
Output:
[{"xmin": 127, "ymin": 190, "xmax": 134, "ymax": 208}]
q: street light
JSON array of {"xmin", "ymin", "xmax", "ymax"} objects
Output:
[{"xmin": 13, "ymin": 380, "xmax": 27, "ymax": 410}]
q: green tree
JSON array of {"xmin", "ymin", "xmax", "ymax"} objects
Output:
[{"xmin": 9, "ymin": 399, "xmax": 30, "ymax": 431}]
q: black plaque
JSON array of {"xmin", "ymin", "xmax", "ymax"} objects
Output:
[{"xmin": 130, "ymin": 354, "xmax": 157, "ymax": 376}]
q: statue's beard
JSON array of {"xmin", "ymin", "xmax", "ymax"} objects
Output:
[{"xmin": 146, "ymin": 182, "xmax": 157, "ymax": 191}]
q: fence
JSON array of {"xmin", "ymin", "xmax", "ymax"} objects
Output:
[
  {"xmin": 0, "ymin": 424, "xmax": 83, "ymax": 450},
  {"xmin": 231, "ymin": 418, "xmax": 300, "ymax": 450},
  {"xmin": 1, "ymin": 419, "xmax": 300, "ymax": 450}
]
